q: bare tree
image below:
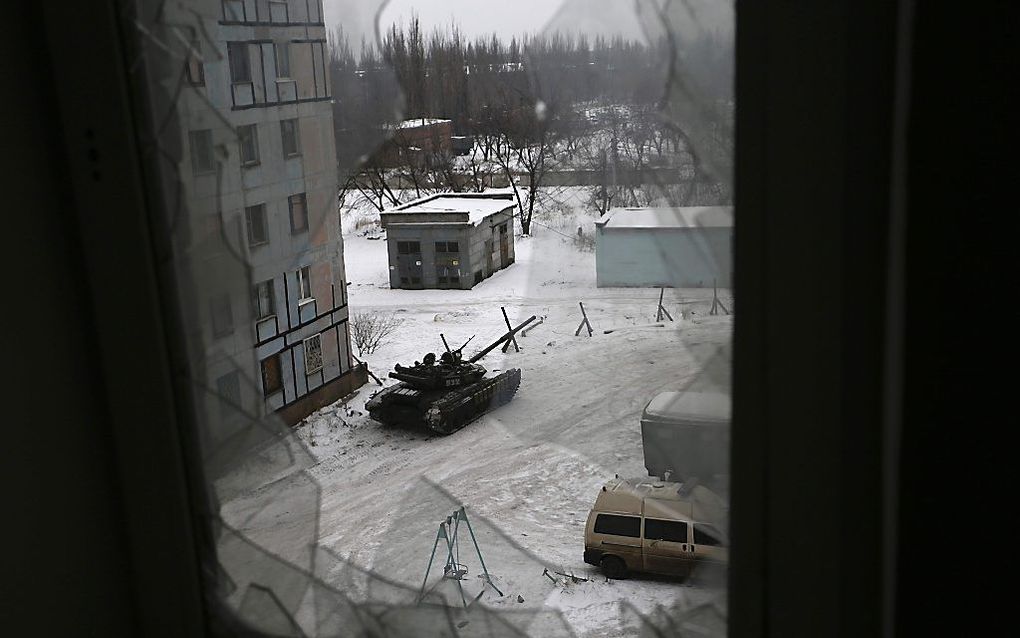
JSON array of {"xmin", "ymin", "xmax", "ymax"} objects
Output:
[{"xmin": 350, "ymin": 311, "xmax": 404, "ymax": 356}]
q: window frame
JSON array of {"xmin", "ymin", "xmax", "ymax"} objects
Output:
[
  {"xmin": 244, "ymin": 203, "xmax": 268, "ymax": 247},
  {"xmin": 297, "ymin": 265, "xmax": 313, "ymax": 301},
  {"xmin": 237, "ymin": 124, "xmax": 260, "ymax": 167},
  {"xmin": 253, "ymin": 279, "xmax": 275, "ymax": 320},
  {"xmin": 303, "ymin": 334, "xmax": 323, "ymax": 375},
  {"xmin": 274, "ymin": 41, "xmax": 291, "ymax": 78},
  {"xmin": 288, "ymin": 193, "xmax": 308, "ymax": 234},
  {"xmin": 226, "ymin": 42, "xmax": 251, "ymax": 84},
  {"xmin": 188, "ymin": 129, "xmax": 214, "ymax": 175},
  {"xmin": 260, "ymin": 354, "xmax": 283, "ymax": 397},
  {"xmin": 280, "ymin": 118, "xmax": 300, "ymax": 157}
]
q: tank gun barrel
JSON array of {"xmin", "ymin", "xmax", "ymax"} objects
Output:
[
  {"xmin": 388, "ymin": 370, "xmax": 423, "ymax": 383},
  {"xmin": 467, "ymin": 315, "xmax": 537, "ymax": 363}
]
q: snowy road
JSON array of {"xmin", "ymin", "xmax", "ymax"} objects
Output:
[{"xmin": 220, "ymin": 224, "xmax": 732, "ymax": 637}]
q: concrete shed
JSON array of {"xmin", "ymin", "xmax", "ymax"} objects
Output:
[
  {"xmin": 380, "ymin": 193, "xmax": 517, "ymax": 289},
  {"xmin": 594, "ymin": 206, "xmax": 733, "ymax": 288}
]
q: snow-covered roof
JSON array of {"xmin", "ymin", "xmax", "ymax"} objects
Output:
[
  {"xmin": 389, "ymin": 193, "xmax": 516, "ymax": 225},
  {"xmin": 598, "ymin": 206, "xmax": 734, "ymax": 230},
  {"xmin": 397, "ymin": 118, "xmax": 451, "ymax": 129}
]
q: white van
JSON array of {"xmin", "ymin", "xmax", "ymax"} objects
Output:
[{"xmin": 583, "ymin": 477, "xmax": 728, "ymax": 579}]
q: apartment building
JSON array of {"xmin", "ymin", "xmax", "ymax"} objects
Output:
[{"xmin": 174, "ymin": 0, "xmax": 365, "ymax": 436}]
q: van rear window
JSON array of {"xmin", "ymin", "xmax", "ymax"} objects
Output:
[
  {"xmin": 644, "ymin": 518, "xmax": 689, "ymax": 543},
  {"xmin": 594, "ymin": 514, "xmax": 641, "ymax": 537}
]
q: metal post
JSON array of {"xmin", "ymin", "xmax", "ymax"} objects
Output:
[
  {"xmin": 461, "ymin": 507, "xmax": 504, "ymax": 597},
  {"xmin": 418, "ymin": 525, "xmax": 446, "ymax": 603},
  {"xmin": 500, "ymin": 306, "xmax": 519, "ymax": 353}
]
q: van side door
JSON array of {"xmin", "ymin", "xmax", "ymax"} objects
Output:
[
  {"xmin": 591, "ymin": 513, "xmax": 643, "ymax": 571},
  {"xmin": 691, "ymin": 522, "xmax": 729, "ymax": 566},
  {"xmin": 642, "ymin": 518, "xmax": 694, "ymax": 576}
]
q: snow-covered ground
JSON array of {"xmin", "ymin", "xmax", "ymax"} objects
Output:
[{"xmin": 219, "ymin": 194, "xmax": 732, "ymax": 637}]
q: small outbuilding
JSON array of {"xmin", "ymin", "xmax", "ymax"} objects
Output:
[
  {"xmin": 380, "ymin": 193, "xmax": 517, "ymax": 290},
  {"xmin": 594, "ymin": 206, "xmax": 734, "ymax": 288}
]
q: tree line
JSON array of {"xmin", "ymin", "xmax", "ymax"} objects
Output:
[{"xmin": 328, "ymin": 17, "xmax": 734, "ymax": 233}]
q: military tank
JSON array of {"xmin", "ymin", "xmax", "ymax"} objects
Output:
[{"xmin": 365, "ymin": 316, "xmax": 535, "ymax": 434}]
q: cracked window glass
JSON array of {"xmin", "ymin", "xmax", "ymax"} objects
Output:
[{"xmin": 123, "ymin": 0, "xmax": 732, "ymax": 635}]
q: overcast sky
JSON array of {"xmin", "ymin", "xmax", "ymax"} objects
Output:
[{"xmin": 323, "ymin": 0, "xmax": 651, "ymax": 43}]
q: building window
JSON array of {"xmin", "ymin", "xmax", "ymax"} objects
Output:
[
  {"xmin": 253, "ymin": 279, "xmax": 275, "ymax": 320},
  {"xmin": 238, "ymin": 124, "xmax": 259, "ymax": 166},
  {"xmin": 399, "ymin": 277, "xmax": 409, "ymax": 285},
  {"xmin": 499, "ymin": 223, "xmax": 507, "ymax": 234},
  {"xmin": 245, "ymin": 204, "xmax": 268, "ymax": 246},
  {"xmin": 260, "ymin": 354, "xmax": 283, "ymax": 396},
  {"xmin": 227, "ymin": 42, "xmax": 251, "ymax": 83},
  {"xmin": 185, "ymin": 36, "xmax": 204, "ymax": 86},
  {"xmin": 280, "ymin": 119, "xmax": 300, "ymax": 157},
  {"xmin": 216, "ymin": 370, "xmax": 240, "ymax": 418},
  {"xmin": 593, "ymin": 514, "xmax": 641, "ymax": 538},
  {"xmin": 222, "ymin": 0, "xmax": 244, "ymax": 21},
  {"xmin": 189, "ymin": 130, "xmax": 214, "ymax": 174},
  {"xmin": 275, "ymin": 42, "xmax": 291, "ymax": 78},
  {"xmin": 397, "ymin": 241, "xmax": 421, "ymax": 254},
  {"xmin": 410, "ymin": 276, "xmax": 421, "ymax": 285},
  {"xmin": 644, "ymin": 519, "xmax": 689, "ymax": 543},
  {"xmin": 269, "ymin": 1, "xmax": 289, "ymax": 23},
  {"xmin": 303, "ymin": 334, "xmax": 323, "ymax": 374},
  {"xmin": 288, "ymin": 193, "xmax": 308, "ymax": 233},
  {"xmin": 297, "ymin": 266, "xmax": 312, "ymax": 301},
  {"xmin": 210, "ymin": 293, "xmax": 233, "ymax": 338},
  {"xmin": 435, "ymin": 241, "xmax": 460, "ymax": 253}
]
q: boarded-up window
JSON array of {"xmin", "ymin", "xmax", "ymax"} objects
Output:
[
  {"xmin": 289, "ymin": 193, "xmax": 308, "ymax": 233},
  {"xmin": 304, "ymin": 334, "xmax": 323, "ymax": 374},
  {"xmin": 397, "ymin": 241, "xmax": 421, "ymax": 254},
  {"xmin": 261, "ymin": 355, "xmax": 283, "ymax": 396},
  {"xmin": 245, "ymin": 204, "xmax": 268, "ymax": 246}
]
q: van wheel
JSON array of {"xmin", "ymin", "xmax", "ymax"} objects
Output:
[{"xmin": 601, "ymin": 556, "xmax": 627, "ymax": 579}]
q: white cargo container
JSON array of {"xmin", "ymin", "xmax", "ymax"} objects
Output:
[{"xmin": 640, "ymin": 391, "xmax": 730, "ymax": 491}]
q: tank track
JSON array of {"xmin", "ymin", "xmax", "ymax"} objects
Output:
[{"xmin": 424, "ymin": 369, "xmax": 522, "ymax": 435}]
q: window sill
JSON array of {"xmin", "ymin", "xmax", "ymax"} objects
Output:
[{"xmin": 248, "ymin": 241, "xmax": 269, "ymax": 249}]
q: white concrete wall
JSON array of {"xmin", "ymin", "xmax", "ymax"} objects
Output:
[{"xmin": 595, "ymin": 227, "xmax": 733, "ymax": 288}]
